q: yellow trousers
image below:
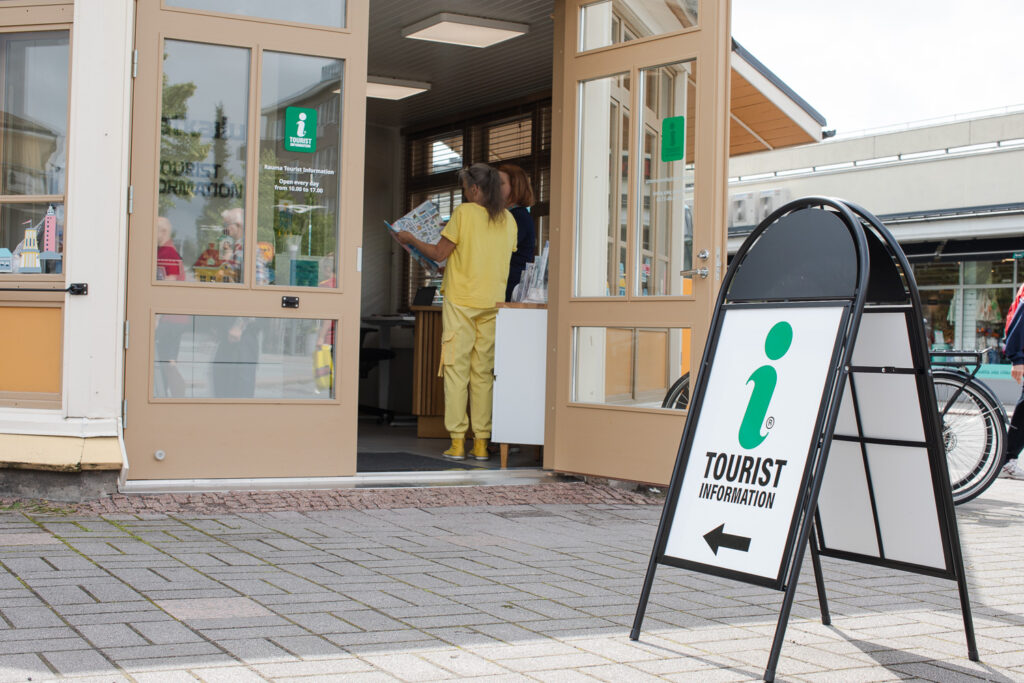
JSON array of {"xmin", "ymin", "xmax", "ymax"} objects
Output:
[{"xmin": 440, "ymin": 300, "xmax": 497, "ymax": 439}]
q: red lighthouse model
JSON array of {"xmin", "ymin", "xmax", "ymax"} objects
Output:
[{"xmin": 43, "ymin": 204, "xmax": 57, "ymax": 253}]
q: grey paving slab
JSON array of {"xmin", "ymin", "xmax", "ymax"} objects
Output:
[{"xmin": 2, "ymin": 480, "xmax": 1024, "ymax": 681}]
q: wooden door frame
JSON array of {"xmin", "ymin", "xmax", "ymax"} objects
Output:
[
  {"xmin": 546, "ymin": 0, "xmax": 731, "ymax": 484},
  {"xmin": 123, "ymin": 2, "xmax": 368, "ymax": 479}
]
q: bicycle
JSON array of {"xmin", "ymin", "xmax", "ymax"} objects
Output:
[
  {"xmin": 930, "ymin": 350, "xmax": 1008, "ymax": 504},
  {"xmin": 661, "ymin": 350, "xmax": 1008, "ymax": 505}
]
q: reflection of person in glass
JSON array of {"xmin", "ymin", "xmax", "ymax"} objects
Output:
[
  {"xmin": 220, "ymin": 207, "xmax": 244, "ymax": 282},
  {"xmin": 212, "ymin": 316, "xmax": 260, "ymax": 398},
  {"xmin": 396, "ymin": 164, "xmax": 517, "ymax": 461},
  {"xmin": 313, "ymin": 254, "xmax": 336, "ymax": 392},
  {"xmin": 497, "ymin": 164, "xmax": 536, "ymax": 302},
  {"xmin": 154, "ymin": 217, "xmax": 187, "ymax": 396}
]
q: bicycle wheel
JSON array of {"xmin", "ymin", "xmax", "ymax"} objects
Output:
[
  {"xmin": 933, "ymin": 370, "xmax": 1005, "ymax": 504},
  {"xmin": 662, "ymin": 373, "xmax": 690, "ymax": 410}
]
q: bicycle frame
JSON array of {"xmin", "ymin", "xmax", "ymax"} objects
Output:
[{"xmin": 930, "ymin": 350, "xmax": 1009, "ymax": 425}]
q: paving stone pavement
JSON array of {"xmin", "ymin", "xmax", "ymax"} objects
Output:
[{"xmin": 0, "ymin": 479, "xmax": 1022, "ymax": 682}]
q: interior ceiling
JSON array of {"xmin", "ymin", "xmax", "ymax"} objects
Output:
[
  {"xmin": 367, "ymin": 0, "xmax": 555, "ymax": 130},
  {"xmin": 367, "ymin": 1, "xmax": 823, "ymax": 153}
]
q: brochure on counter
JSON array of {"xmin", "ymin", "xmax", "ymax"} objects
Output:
[{"xmin": 385, "ymin": 200, "xmax": 445, "ymax": 276}]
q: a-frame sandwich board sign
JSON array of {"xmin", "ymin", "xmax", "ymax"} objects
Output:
[{"xmin": 630, "ymin": 197, "xmax": 978, "ymax": 682}]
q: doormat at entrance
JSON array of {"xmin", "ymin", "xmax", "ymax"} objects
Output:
[{"xmin": 356, "ymin": 451, "xmax": 486, "ymax": 472}]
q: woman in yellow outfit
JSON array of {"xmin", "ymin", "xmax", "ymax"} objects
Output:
[{"xmin": 396, "ymin": 164, "xmax": 517, "ymax": 460}]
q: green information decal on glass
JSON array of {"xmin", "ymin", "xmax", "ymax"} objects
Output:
[
  {"xmin": 284, "ymin": 106, "xmax": 317, "ymax": 153},
  {"xmin": 661, "ymin": 115, "xmax": 686, "ymax": 162}
]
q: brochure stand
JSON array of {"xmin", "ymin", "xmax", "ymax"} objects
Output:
[{"xmin": 630, "ymin": 197, "xmax": 977, "ymax": 682}]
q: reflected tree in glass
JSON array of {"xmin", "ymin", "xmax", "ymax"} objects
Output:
[{"xmin": 159, "ymin": 75, "xmax": 209, "ymax": 213}]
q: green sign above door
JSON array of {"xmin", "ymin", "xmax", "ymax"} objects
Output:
[
  {"xmin": 661, "ymin": 115, "xmax": 686, "ymax": 163},
  {"xmin": 284, "ymin": 106, "xmax": 317, "ymax": 153}
]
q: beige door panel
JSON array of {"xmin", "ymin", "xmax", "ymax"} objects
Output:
[
  {"xmin": 547, "ymin": 0, "xmax": 731, "ymax": 484},
  {"xmin": 124, "ymin": 2, "xmax": 368, "ymax": 479}
]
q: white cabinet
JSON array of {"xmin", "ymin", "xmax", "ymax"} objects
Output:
[{"xmin": 492, "ymin": 306, "xmax": 547, "ymax": 466}]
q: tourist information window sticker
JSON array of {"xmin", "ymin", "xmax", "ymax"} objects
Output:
[
  {"xmin": 664, "ymin": 305, "xmax": 846, "ymax": 583},
  {"xmin": 284, "ymin": 106, "xmax": 317, "ymax": 153}
]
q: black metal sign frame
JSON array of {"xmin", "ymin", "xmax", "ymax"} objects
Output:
[{"xmin": 630, "ymin": 197, "xmax": 978, "ymax": 682}]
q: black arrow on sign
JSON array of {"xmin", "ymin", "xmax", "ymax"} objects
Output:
[{"xmin": 703, "ymin": 524, "xmax": 751, "ymax": 555}]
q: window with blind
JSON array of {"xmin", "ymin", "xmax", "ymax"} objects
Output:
[{"xmin": 401, "ymin": 99, "xmax": 551, "ymax": 310}]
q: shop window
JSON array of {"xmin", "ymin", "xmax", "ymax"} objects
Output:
[
  {"xmin": 0, "ymin": 30, "xmax": 69, "ymax": 277},
  {"xmin": 964, "ymin": 259, "xmax": 1014, "ymax": 285},
  {"xmin": 165, "ymin": 0, "xmax": 346, "ymax": 29},
  {"xmin": 572, "ymin": 326, "xmax": 691, "ymax": 407},
  {"xmin": 579, "ymin": 0, "xmax": 699, "ymax": 53},
  {"xmin": 915, "ymin": 257, "xmax": 1021, "ymax": 376},
  {"xmin": 913, "ymin": 261, "xmax": 958, "ymax": 287}
]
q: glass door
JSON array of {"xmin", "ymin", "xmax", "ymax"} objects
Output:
[
  {"xmin": 124, "ymin": 2, "xmax": 368, "ymax": 479},
  {"xmin": 549, "ymin": 0, "xmax": 730, "ymax": 484}
]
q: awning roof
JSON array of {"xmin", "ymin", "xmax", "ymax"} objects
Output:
[{"xmin": 730, "ymin": 40, "xmax": 827, "ymax": 156}]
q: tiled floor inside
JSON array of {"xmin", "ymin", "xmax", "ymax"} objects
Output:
[{"xmin": 356, "ymin": 413, "xmax": 544, "ymax": 471}]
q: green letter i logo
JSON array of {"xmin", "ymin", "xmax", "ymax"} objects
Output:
[{"xmin": 738, "ymin": 321, "xmax": 793, "ymax": 449}]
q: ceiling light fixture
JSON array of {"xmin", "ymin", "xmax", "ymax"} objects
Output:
[
  {"xmin": 366, "ymin": 76, "xmax": 431, "ymax": 100},
  {"xmin": 401, "ymin": 12, "xmax": 529, "ymax": 48}
]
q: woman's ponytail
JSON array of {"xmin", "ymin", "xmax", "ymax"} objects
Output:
[{"xmin": 459, "ymin": 163, "xmax": 506, "ymax": 223}]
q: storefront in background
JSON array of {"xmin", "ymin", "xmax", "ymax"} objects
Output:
[
  {"xmin": 0, "ymin": 0, "xmax": 831, "ymax": 499},
  {"xmin": 911, "ymin": 247, "xmax": 1023, "ymax": 400},
  {"xmin": 727, "ymin": 110, "xmax": 1024, "ymax": 401}
]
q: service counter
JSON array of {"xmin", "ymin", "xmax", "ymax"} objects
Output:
[
  {"xmin": 411, "ymin": 303, "xmax": 548, "ymax": 468},
  {"xmin": 410, "ymin": 305, "xmax": 446, "ymax": 438}
]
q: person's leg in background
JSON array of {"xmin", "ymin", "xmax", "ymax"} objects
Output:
[
  {"xmin": 468, "ymin": 307, "xmax": 498, "ymax": 460},
  {"xmin": 1003, "ymin": 385, "xmax": 1024, "ymax": 479},
  {"xmin": 441, "ymin": 301, "xmax": 475, "ymax": 459}
]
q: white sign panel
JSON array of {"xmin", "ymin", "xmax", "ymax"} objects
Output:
[{"xmin": 664, "ymin": 306, "xmax": 845, "ymax": 581}]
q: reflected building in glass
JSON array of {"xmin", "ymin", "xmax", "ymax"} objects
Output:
[{"xmin": 257, "ymin": 54, "xmax": 343, "ymax": 290}]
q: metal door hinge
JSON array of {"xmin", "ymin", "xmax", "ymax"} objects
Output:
[
  {"xmin": 132, "ymin": 49, "xmax": 138, "ymax": 78},
  {"xmin": 121, "ymin": 400, "xmax": 127, "ymax": 429},
  {"xmin": 123, "ymin": 320, "xmax": 130, "ymax": 349},
  {"xmin": 127, "ymin": 185, "xmax": 134, "ymax": 215}
]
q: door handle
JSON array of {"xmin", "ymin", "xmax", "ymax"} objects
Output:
[{"xmin": 680, "ymin": 268, "xmax": 709, "ymax": 279}]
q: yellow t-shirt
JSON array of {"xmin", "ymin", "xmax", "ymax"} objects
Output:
[{"xmin": 440, "ymin": 203, "xmax": 517, "ymax": 309}]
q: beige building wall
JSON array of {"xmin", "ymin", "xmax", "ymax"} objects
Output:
[{"xmin": 727, "ymin": 112, "xmax": 1024, "ymax": 242}]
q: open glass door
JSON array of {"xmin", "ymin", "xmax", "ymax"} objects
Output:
[
  {"xmin": 549, "ymin": 0, "xmax": 731, "ymax": 483},
  {"xmin": 124, "ymin": 2, "xmax": 368, "ymax": 479}
]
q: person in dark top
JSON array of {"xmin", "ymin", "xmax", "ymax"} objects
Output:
[
  {"xmin": 1001, "ymin": 283, "xmax": 1024, "ymax": 479},
  {"xmin": 497, "ymin": 164, "xmax": 536, "ymax": 302}
]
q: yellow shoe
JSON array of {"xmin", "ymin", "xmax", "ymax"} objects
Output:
[
  {"xmin": 472, "ymin": 438, "xmax": 489, "ymax": 461},
  {"xmin": 443, "ymin": 439, "xmax": 465, "ymax": 460}
]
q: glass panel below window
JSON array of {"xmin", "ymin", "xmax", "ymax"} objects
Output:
[
  {"xmin": 153, "ymin": 314, "xmax": 336, "ymax": 399},
  {"xmin": 573, "ymin": 326, "xmax": 691, "ymax": 407}
]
